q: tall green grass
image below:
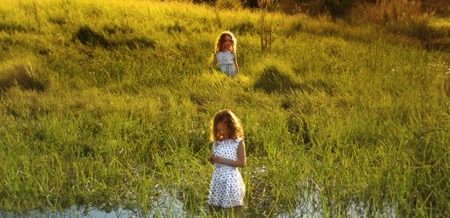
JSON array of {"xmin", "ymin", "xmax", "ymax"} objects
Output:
[{"xmin": 0, "ymin": 0, "xmax": 449, "ymax": 216}]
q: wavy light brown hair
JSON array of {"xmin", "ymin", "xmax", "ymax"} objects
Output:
[
  {"xmin": 210, "ymin": 109, "xmax": 244, "ymax": 141},
  {"xmin": 214, "ymin": 31, "xmax": 237, "ymax": 53}
]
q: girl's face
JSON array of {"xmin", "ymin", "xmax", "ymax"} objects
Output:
[
  {"xmin": 221, "ymin": 35, "xmax": 234, "ymax": 51},
  {"xmin": 216, "ymin": 121, "xmax": 231, "ymax": 141}
]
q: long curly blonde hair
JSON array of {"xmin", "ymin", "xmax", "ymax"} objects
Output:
[
  {"xmin": 214, "ymin": 31, "xmax": 237, "ymax": 53},
  {"xmin": 210, "ymin": 109, "xmax": 244, "ymax": 141}
]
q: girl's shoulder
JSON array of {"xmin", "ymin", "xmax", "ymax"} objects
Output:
[
  {"xmin": 216, "ymin": 51, "xmax": 233, "ymax": 54},
  {"xmin": 234, "ymin": 137, "xmax": 243, "ymax": 143},
  {"xmin": 214, "ymin": 138, "xmax": 242, "ymax": 144}
]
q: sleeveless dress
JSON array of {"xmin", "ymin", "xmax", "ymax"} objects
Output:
[
  {"xmin": 215, "ymin": 51, "xmax": 237, "ymax": 77},
  {"xmin": 208, "ymin": 138, "xmax": 245, "ymax": 208}
]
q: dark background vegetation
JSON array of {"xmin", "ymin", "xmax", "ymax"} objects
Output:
[{"xmin": 194, "ymin": 0, "xmax": 450, "ymax": 18}]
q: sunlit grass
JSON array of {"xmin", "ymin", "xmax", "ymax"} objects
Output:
[{"xmin": 0, "ymin": 0, "xmax": 449, "ymax": 217}]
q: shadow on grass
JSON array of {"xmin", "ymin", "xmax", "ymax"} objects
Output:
[
  {"xmin": 0, "ymin": 63, "xmax": 47, "ymax": 92},
  {"xmin": 0, "ymin": 21, "xmax": 29, "ymax": 33},
  {"xmin": 253, "ymin": 65, "xmax": 337, "ymax": 95},
  {"xmin": 73, "ymin": 25, "xmax": 156, "ymax": 50}
]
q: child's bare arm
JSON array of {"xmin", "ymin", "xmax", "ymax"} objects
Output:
[
  {"xmin": 207, "ymin": 154, "xmax": 214, "ymax": 164},
  {"xmin": 212, "ymin": 53, "xmax": 218, "ymax": 66},
  {"xmin": 233, "ymin": 53, "xmax": 239, "ymax": 74}
]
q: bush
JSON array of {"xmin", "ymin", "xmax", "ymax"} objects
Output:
[
  {"xmin": 351, "ymin": 0, "xmax": 433, "ymax": 25},
  {"xmin": 350, "ymin": 0, "xmax": 436, "ymax": 43},
  {"xmin": 215, "ymin": 0, "xmax": 242, "ymax": 10}
]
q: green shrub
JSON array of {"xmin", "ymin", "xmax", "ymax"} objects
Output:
[
  {"xmin": 215, "ymin": 0, "xmax": 242, "ymax": 10},
  {"xmin": 351, "ymin": 0, "xmax": 433, "ymax": 25}
]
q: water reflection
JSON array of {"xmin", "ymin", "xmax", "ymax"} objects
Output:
[
  {"xmin": 276, "ymin": 189, "xmax": 396, "ymax": 218},
  {"xmin": 0, "ymin": 188, "xmax": 397, "ymax": 218},
  {"xmin": 0, "ymin": 188, "xmax": 188, "ymax": 218}
]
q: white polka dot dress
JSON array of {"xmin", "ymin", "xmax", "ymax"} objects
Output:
[
  {"xmin": 208, "ymin": 138, "xmax": 245, "ymax": 208},
  {"xmin": 215, "ymin": 51, "xmax": 237, "ymax": 77}
]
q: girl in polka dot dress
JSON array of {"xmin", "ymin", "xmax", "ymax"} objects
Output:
[
  {"xmin": 207, "ymin": 109, "xmax": 246, "ymax": 215},
  {"xmin": 212, "ymin": 31, "xmax": 239, "ymax": 77}
]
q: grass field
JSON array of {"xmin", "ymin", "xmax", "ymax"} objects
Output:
[{"xmin": 0, "ymin": 0, "xmax": 449, "ymax": 216}]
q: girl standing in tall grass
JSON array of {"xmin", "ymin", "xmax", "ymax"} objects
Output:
[
  {"xmin": 212, "ymin": 31, "xmax": 239, "ymax": 77},
  {"xmin": 207, "ymin": 109, "xmax": 246, "ymax": 216}
]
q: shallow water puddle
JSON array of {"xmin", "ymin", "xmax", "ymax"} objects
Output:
[
  {"xmin": 277, "ymin": 189, "xmax": 396, "ymax": 217},
  {"xmin": 0, "ymin": 188, "xmax": 397, "ymax": 217},
  {"xmin": 0, "ymin": 188, "xmax": 187, "ymax": 218}
]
